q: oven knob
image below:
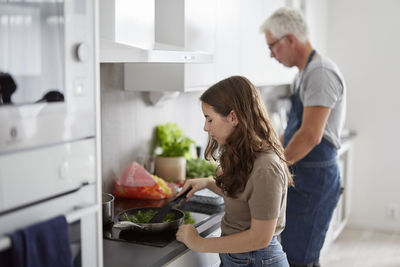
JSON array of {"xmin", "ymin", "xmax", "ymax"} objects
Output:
[{"xmin": 75, "ymin": 43, "xmax": 89, "ymax": 62}]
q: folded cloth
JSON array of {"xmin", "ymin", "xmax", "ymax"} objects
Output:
[
  {"xmin": 0, "ymin": 229, "xmax": 26, "ymax": 267},
  {"xmin": 0, "ymin": 236, "xmax": 14, "ymax": 267},
  {"xmin": 11, "ymin": 231, "xmax": 25, "ymax": 267},
  {"xmin": 4, "ymin": 216, "xmax": 73, "ymax": 267}
]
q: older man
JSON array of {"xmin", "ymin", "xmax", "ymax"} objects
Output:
[{"xmin": 260, "ymin": 7, "xmax": 346, "ymax": 267}]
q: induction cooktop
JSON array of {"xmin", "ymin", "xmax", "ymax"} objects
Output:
[{"xmin": 103, "ymin": 211, "xmax": 211, "ymax": 247}]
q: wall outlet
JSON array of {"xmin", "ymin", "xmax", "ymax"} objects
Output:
[{"xmin": 386, "ymin": 204, "xmax": 399, "ymax": 220}]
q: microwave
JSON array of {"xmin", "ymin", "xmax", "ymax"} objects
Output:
[{"xmin": 0, "ymin": 0, "xmax": 97, "ymax": 155}]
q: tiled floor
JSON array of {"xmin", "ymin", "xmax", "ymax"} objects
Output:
[{"xmin": 320, "ymin": 227, "xmax": 400, "ymax": 267}]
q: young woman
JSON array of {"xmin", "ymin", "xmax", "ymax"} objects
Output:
[{"xmin": 176, "ymin": 76, "xmax": 293, "ymax": 267}]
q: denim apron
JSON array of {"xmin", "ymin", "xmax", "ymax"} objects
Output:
[
  {"xmin": 280, "ymin": 50, "xmax": 341, "ymax": 266},
  {"xmin": 219, "ymin": 236, "xmax": 289, "ymax": 267}
]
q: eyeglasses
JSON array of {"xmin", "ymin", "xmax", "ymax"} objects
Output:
[{"xmin": 268, "ymin": 35, "xmax": 286, "ymax": 51}]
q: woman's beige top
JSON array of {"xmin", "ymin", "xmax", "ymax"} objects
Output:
[{"xmin": 221, "ymin": 152, "xmax": 288, "ymax": 236}]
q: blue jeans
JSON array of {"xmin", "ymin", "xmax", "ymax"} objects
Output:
[{"xmin": 219, "ymin": 236, "xmax": 289, "ymax": 267}]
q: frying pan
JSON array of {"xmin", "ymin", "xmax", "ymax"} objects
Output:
[{"xmin": 113, "ymin": 207, "xmax": 185, "ymax": 233}]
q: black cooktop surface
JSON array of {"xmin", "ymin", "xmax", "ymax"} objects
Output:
[
  {"xmin": 103, "ymin": 223, "xmax": 177, "ymax": 247},
  {"xmin": 103, "ymin": 210, "xmax": 212, "ymax": 247}
]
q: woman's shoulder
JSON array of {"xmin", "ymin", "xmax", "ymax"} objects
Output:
[
  {"xmin": 246, "ymin": 152, "xmax": 287, "ymax": 189},
  {"xmin": 253, "ymin": 152, "xmax": 285, "ymax": 175},
  {"xmin": 254, "ymin": 151, "xmax": 280, "ymax": 165}
]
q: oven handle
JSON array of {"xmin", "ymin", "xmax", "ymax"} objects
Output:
[
  {"xmin": 0, "ymin": 182, "xmax": 93, "ymax": 217},
  {"xmin": 0, "ymin": 204, "xmax": 98, "ymax": 252}
]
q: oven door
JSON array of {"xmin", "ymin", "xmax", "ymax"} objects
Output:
[{"xmin": 0, "ymin": 183, "xmax": 102, "ymax": 267}]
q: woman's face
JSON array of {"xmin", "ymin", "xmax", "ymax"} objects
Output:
[{"xmin": 201, "ymin": 102, "xmax": 237, "ymax": 145}]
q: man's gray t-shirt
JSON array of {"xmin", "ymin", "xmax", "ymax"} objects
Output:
[{"xmin": 291, "ymin": 54, "xmax": 346, "ymax": 149}]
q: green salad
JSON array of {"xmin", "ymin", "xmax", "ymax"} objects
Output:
[
  {"xmin": 183, "ymin": 211, "xmax": 195, "ymax": 225},
  {"xmin": 123, "ymin": 210, "xmax": 195, "ymax": 225}
]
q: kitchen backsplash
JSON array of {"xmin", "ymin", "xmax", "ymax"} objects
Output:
[{"xmin": 100, "ymin": 64, "xmax": 208, "ymax": 192}]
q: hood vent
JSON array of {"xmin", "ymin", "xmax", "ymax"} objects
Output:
[{"xmin": 99, "ymin": 0, "xmax": 213, "ymax": 63}]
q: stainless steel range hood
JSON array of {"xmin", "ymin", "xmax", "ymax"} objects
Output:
[{"xmin": 99, "ymin": 0, "xmax": 213, "ymax": 64}]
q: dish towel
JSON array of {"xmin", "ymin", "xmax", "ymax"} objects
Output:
[{"xmin": 0, "ymin": 216, "xmax": 73, "ymax": 267}]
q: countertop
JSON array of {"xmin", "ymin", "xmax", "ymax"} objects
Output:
[{"xmin": 103, "ymin": 197, "xmax": 224, "ymax": 267}]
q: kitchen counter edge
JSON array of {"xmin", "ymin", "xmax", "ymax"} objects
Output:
[{"xmin": 103, "ymin": 212, "xmax": 224, "ymax": 267}]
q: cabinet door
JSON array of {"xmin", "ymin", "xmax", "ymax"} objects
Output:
[
  {"xmin": 214, "ymin": 0, "xmax": 241, "ymax": 81},
  {"xmin": 184, "ymin": 0, "xmax": 216, "ymax": 90},
  {"xmin": 165, "ymin": 228, "xmax": 221, "ymax": 267},
  {"xmin": 214, "ymin": 0, "xmax": 296, "ymax": 86},
  {"xmin": 240, "ymin": 0, "xmax": 296, "ymax": 86}
]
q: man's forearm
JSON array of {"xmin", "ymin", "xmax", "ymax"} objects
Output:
[{"xmin": 284, "ymin": 128, "xmax": 320, "ymax": 165}]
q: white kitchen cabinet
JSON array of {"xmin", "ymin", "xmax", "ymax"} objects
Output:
[
  {"xmin": 321, "ymin": 140, "xmax": 354, "ymax": 252},
  {"xmin": 184, "ymin": 0, "xmax": 216, "ymax": 90},
  {"xmin": 164, "ymin": 227, "xmax": 221, "ymax": 267},
  {"xmin": 214, "ymin": 0, "xmax": 241, "ymax": 80},
  {"xmin": 214, "ymin": 0, "xmax": 296, "ymax": 86}
]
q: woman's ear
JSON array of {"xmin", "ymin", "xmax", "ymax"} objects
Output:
[{"xmin": 230, "ymin": 110, "xmax": 239, "ymax": 126}]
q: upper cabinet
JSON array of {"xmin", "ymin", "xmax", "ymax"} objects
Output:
[
  {"xmin": 214, "ymin": 0, "xmax": 296, "ymax": 86},
  {"xmin": 184, "ymin": 0, "xmax": 216, "ymax": 90}
]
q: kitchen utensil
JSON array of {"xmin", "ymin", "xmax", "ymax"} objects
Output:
[
  {"xmin": 113, "ymin": 221, "xmax": 145, "ymax": 230},
  {"xmin": 188, "ymin": 188, "xmax": 224, "ymax": 205},
  {"xmin": 102, "ymin": 193, "xmax": 115, "ymax": 225},
  {"xmin": 113, "ymin": 207, "xmax": 185, "ymax": 233},
  {"xmin": 148, "ymin": 189, "xmax": 190, "ymax": 223}
]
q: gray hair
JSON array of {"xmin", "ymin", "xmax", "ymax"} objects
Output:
[{"xmin": 259, "ymin": 7, "xmax": 309, "ymax": 42}]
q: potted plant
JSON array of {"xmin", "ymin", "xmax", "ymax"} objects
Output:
[{"xmin": 154, "ymin": 123, "xmax": 194, "ymax": 182}]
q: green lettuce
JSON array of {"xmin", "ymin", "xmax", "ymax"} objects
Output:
[{"xmin": 156, "ymin": 123, "xmax": 194, "ymax": 159}]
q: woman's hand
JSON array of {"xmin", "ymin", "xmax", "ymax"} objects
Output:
[
  {"xmin": 176, "ymin": 224, "xmax": 202, "ymax": 251},
  {"xmin": 176, "ymin": 177, "xmax": 213, "ymax": 199}
]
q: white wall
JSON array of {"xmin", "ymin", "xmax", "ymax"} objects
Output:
[
  {"xmin": 327, "ymin": 0, "xmax": 400, "ymax": 233},
  {"xmin": 305, "ymin": 0, "xmax": 328, "ymax": 55}
]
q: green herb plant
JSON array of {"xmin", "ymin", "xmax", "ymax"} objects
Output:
[
  {"xmin": 156, "ymin": 123, "xmax": 194, "ymax": 159},
  {"xmin": 186, "ymin": 158, "xmax": 217, "ymax": 178}
]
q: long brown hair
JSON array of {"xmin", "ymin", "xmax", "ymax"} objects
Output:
[{"xmin": 200, "ymin": 76, "xmax": 293, "ymax": 198}]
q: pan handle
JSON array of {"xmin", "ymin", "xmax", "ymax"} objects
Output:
[{"xmin": 113, "ymin": 221, "xmax": 145, "ymax": 230}]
